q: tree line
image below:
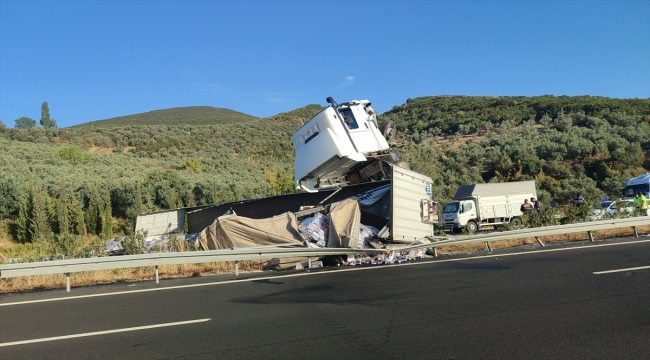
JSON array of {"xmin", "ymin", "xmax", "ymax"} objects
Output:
[{"xmin": 12, "ymin": 101, "xmax": 58, "ymax": 129}]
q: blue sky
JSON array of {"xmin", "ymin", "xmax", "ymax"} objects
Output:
[{"xmin": 1, "ymin": 0, "xmax": 648, "ymax": 128}]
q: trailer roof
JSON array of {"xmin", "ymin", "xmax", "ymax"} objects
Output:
[{"xmin": 455, "ymin": 180, "xmax": 536, "ymax": 198}]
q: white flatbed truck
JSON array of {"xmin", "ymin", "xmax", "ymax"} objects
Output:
[{"xmin": 442, "ymin": 180, "xmax": 537, "ymax": 233}]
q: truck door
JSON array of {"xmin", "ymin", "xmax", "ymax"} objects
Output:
[
  {"xmin": 464, "ymin": 201, "xmax": 476, "ymax": 218},
  {"xmin": 340, "ymin": 107, "xmax": 383, "ymax": 154}
]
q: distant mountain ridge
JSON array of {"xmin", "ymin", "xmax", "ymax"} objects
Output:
[{"xmin": 74, "ymin": 106, "xmax": 259, "ymax": 127}]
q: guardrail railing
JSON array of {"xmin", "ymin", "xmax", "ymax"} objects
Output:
[
  {"xmin": 423, "ymin": 216, "xmax": 649, "ymax": 253},
  {"xmin": 1, "ymin": 216, "xmax": 648, "ymax": 292}
]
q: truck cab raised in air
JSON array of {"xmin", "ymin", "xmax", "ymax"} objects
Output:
[{"xmin": 292, "ymin": 97, "xmax": 398, "ymax": 193}]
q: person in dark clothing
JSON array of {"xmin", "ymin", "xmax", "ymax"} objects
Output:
[
  {"xmin": 531, "ymin": 197, "xmax": 542, "ymax": 213},
  {"xmin": 572, "ymin": 192, "xmax": 586, "ymax": 207},
  {"xmin": 521, "ymin": 199, "xmax": 532, "ymax": 212}
]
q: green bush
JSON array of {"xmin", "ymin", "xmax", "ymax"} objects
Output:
[
  {"xmin": 523, "ymin": 208, "xmax": 561, "ymax": 228},
  {"xmin": 561, "ymin": 204, "xmax": 593, "ymax": 224},
  {"xmin": 53, "ymin": 145, "xmax": 92, "ymax": 165},
  {"xmin": 119, "ymin": 230, "xmax": 147, "ymax": 255}
]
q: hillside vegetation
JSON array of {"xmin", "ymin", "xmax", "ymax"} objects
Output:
[
  {"xmin": 74, "ymin": 106, "xmax": 259, "ymax": 127},
  {"xmin": 384, "ymin": 96, "xmax": 650, "ymax": 203},
  {"xmin": 1, "ymin": 96, "xmax": 649, "ymax": 259}
]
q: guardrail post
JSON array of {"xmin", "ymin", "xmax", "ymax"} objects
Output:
[
  {"xmin": 308, "ymin": 257, "xmax": 312, "ymax": 268},
  {"xmin": 535, "ymin": 236, "xmax": 545, "ymax": 247},
  {"xmin": 588, "ymin": 231, "xmax": 594, "ymax": 242},
  {"xmin": 433, "ymin": 247, "xmax": 438, "ymax": 257},
  {"xmin": 235, "ymin": 261, "xmax": 239, "ymax": 276},
  {"xmin": 632, "ymin": 226, "xmax": 638, "ymax": 238},
  {"xmin": 155, "ymin": 265, "xmax": 159, "ymax": 284},
  {"xmin": 484, "ymin": 241, "xmax": 492, "ymax": 252},
  {"xmin": 66, "ymin": 273, "xmax": 70, "ymax": 292}
]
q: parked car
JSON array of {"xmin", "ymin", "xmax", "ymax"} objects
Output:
[{"xmin": 588, "ymin": 199, "xmax": 636, "ymax": 221}]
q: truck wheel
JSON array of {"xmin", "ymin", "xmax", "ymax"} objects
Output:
[
  {"xmin": 510, "ymin": 217, "xmax": 522, "ymax": 229},
  {"xmin": 379, "ymin": 120, "xmax": 396, "ymax": 142},
  {"xmin": 466, "ymin": 221, "xmax": 478, "ymax": 234}
]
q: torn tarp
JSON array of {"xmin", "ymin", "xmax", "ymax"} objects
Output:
[
  {"xmin": 197, "ymin": 212, "xmax": 304, "ymax": 250},
  {"xmin": 327, "ymin": 198, "xmax": 361, "ymax": 249}
]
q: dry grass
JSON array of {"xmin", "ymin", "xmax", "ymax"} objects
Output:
[
  {"xmin": 87, "ymin": 146, "xmax": 114, "ymax": 154},
  {"xmin": 1, "ymin": 226, "xmax": 648, "ymax": 294},
  {"xmin": 427, "ymin": 133, "xmax": 486, "ymax": 149}
]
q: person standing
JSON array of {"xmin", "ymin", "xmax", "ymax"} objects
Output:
[
  {"xmin": 634, "ymin": 192, "xmax": 642, "ymax": 209},
  {"xmin": 531, "ymin": 197, "xmax": 542, "ymax": 213},
  {"xmin": 639, "ymin": 191, "xmax": 650, "ymax": 216},
  {"xmin": 573, "ymin": 193, "xmax": 586, "ymax": 207}
]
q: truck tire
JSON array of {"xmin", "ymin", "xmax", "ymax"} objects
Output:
[
  {"xmin": 510, "ymin": 217, "xmax": 522, "ymax": 229},
  {"xmin": 379, "ymin": 120, "xmax": 396, "ymax": 142},
  {"xmin": 466, "ymin": 221, "xmax": 478, "ymax": 234}
]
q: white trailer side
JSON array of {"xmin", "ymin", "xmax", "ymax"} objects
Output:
[{"xmin": 390, "ymin": 165, "xmax": 437, "ymax": 242}]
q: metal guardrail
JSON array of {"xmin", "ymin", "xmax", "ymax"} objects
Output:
[
  {"xmin": 0, "ymin": 217, "xmax": 648, "ymax": 292},
  {"xmin": 424, "ymin": 216, "xmax": 649, "ymax": 252}
]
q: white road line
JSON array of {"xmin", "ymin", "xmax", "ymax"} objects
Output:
[
  {"xmin": 593, "ymin": 265, "xmax": 650, "ymax": 274},
  {"xmin": 0, "ymin": 318, "xmax": 210, "ymax": 347},
  {"xmin": 2, "ymin": 238, "xmax": 649, "ymax": 307}
]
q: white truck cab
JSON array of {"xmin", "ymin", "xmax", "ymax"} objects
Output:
[
  {"xmin": 443, "ymin": 199, "xmax": 478, "ymax": 232},
  {"xmin": 623, "ymin": 173, "xmax": 650, "ymax": 199},
  {"xmin": 292, "ymin": 97, "xmax": 397, "ymax": 192}
]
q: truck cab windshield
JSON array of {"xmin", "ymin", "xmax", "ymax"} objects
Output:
[
  {"xmin": 444, "ymin": 202, "xmax": 459, "ymax": 213},
  {"xmin": 624, "ymin": 185, "xmax": 648, "ymax": 198}
]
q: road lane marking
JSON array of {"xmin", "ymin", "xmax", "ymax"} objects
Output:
[
  {"xmin": 593, "ymin": 265, "xmax": 650, "ymax": 274},
  {"xmin": 1, "ymin": 238, "xmax": 649, "ymax": 307},
  {"xmin": 0, "ymin": 318, "xmax": 210, "ymax": 347}
]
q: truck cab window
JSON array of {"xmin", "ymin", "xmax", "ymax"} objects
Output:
[{"xmin": 340, "ymin": 108, "xmax": 359, "ymax": 129}]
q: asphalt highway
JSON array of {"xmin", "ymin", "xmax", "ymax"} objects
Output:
[{"xmin": 1, "ymin": 237, "xmax": 648, "ymax": 359}]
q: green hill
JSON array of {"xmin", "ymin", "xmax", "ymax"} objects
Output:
[
  {"xmin": 2, "ymin": 95, "xmax": 650, "ymax": 246},
  {"xmin": 263, "ymin": 104, "xmax": 324, "ymax": 122},
  {"xmin": 74, "ymin": 106, "xmax": 259, "ymax": 128}
]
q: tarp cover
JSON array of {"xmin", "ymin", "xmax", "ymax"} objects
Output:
[
  {"xmin": 197, "ymin": 213, "xmax": 304, "ymax": 250},
  {"xmin": 455, "ymin": 180, "xmax": 536, "ymax": 199},
  {"xmin": 327, "ymin": 199, "xmax": 361, "ymax": 249}
]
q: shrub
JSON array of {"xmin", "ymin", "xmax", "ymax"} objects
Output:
[
  {"xmin": 50, "ymin": 233, "xmax": 84, "ymax": 258},
  {"xmin": 119, "ymin": 230, "xmax": 147, "ymax": 255},
  {"xmin": 561, "ymin": 204, "xmax": 592, "ymax": 224},
  {"xmin": 54, "ymin": 145, "xmax": 92, "ymax": 165},
  {"xmin": 523, "ymin": 208, "xmax": 561, "ymax": 228}
]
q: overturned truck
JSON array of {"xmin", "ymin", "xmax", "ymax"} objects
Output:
[
  {"xmin": 135, "ymin": 98, "xmax": 439, "ymax": 265},
  {"xmin": 186, "ymin": 165, "xmax": 438, "ymax": 248}
]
